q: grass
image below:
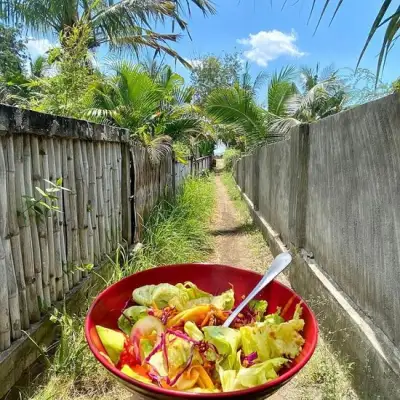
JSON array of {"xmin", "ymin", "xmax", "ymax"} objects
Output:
[
  {"xmin": 222, "ymin": 148, "xmax": 241, "ymax": 172},
  {"xmin": 18, "ymin": 175, "xmax": 215, "ymax": 400},
  {"xmin": 220, "ymin": 168, "xmax": 358, "ymax": 400}
]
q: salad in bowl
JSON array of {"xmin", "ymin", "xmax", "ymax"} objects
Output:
[{"xmin": 93, "ymin": 280, "xmax": 306, "ymax": 394}]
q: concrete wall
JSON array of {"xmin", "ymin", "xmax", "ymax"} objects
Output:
[
  {"xmin": 305, "ymin": 94, "xmax": 400, "ymax": 347},
  {"xmin": 258, "ymin": 139, "xmax": 291, "ymax": 242},
  {"xmin": 233, "ymin": 93, "xmax": 400, "ymax": 399}
]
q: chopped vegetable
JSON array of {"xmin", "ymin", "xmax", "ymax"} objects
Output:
[
  {"xmin": 95, "ymin": 281, "xmax": 306, "ymax": 393},
  {"xmin": 118, "ymin": 305, "xmax": 149, "ymax": 335}
]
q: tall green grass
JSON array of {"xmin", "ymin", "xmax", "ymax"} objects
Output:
[
  {"xmin": 223, "ymin": 148, "xmax": 241, "ymax": 171},
  {"xmin": 26, "ymin": 175, "xmax": 215, "ymax": 400}
]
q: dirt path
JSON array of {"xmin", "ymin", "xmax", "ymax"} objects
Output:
[
  {"xmin": 207, "ymin": 174, "xmax": 274, "ymax": 273},
  {"xmin": 206, "ymin": 172, "xmax": 357, "ymax": 400}
]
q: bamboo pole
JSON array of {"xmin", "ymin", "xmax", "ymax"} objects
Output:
[
  {"xmin": 0, "ymin": 238, "xmax": 10, "ymax": 350},
  {"xmin": 104, "ymin": 144, "xmax": 112, "ymax": 253},
  {"xmin": 88, "ymin": 141, "xmax": 99, "ymax": 262},
  {"xmin": 109, "ymin": 144, "xmax": 116, "ymax": 249},
  {"xmin": 0, "ymin": 142, "xmax": 17, "ymax": 346},
  {"xmin": 102, "ymin": 143, "xmax": 111, "ymax": 254},
  {"xmin": 61, "ymin": 140, "xmax": 73, "ymax": 289},
  {"xmin": 48, "ymin": 140, "xmax": 63, "ymax": 300},
  {"xmin": 75, "ymin": 140, "xmax": 89, "ymax": 278},
  {"xmin": 29, "ymin": 136, "xmax": 44, "ymax": 309},
  {"xmin": 66, "ymin": 140, "xmax": 81, "ymax": 285},
  {"xmin": 95, "ymin": 142, "xmax": 105, "ymax": 260},
  {"xmin": 7, "ymin": 137, "xmax": 29, "ymax": 331},
  {"xmin": 14, "ymin": 136, "xmax": 42, "ymax": 317},
  {"xmin": 40, "ymin": 138, "xmax": 56, "ymax": 303},
  {"xmin": 81, "ymin": 141, "xmax": 94, "ymax": 268},
  {"xmin": 54, "ymin": 140, "xmax": 69, "ymax": 294},
  {"xmin": 121, "ymin": 144, "xmax": 132, "ymax": 245},
  {"xmin": 115, "ymin": 144, "xmax": 122, "ymax": 246}
]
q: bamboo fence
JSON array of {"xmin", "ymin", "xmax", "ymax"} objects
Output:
[{"xmin": 0, "ymin": 105, "xmax": 212, "ymax": 352}]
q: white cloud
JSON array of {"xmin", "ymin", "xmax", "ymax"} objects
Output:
[
  {"xmin": 237, "ymin": 30, "xmax": 305, "ymax": 67},
  {"xmin": 26, "ymin": 38, "xmax": 54, "ymax": 57}
]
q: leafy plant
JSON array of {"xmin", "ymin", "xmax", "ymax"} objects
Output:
[
  {"xmin": 22, "ymin": 178, "xmax": 70, "ymax": 220},
  {"xmin": 0, "ymin": 0, "xmax": 215, "ymax": 65},
  {"xmin": 27, "ymin": 21, "xmax": 100, "ymax": 118},
  {"xmin": 85, "ymin": 61, "xmax": 207, "ymax": 158},
  {"xmin": 190, "ymin": 52, "xmax": 244, "ymax": 105},
  {"xmin": 223, "ymin": 148, "xmax": 241, "ymax": 171}
]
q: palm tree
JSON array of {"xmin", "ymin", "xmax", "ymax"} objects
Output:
[
  {"xmin": 30, "ymin": 55, "xmax": 48, "ymax": 78},
  {"xmin": 206, "ymin": 66, "xmax": 296, "ymax": 150},
  {"xmin": 269, "ymin": 64, "xmax": 346, "ymax": 136},
  {"xmin": 206, "ymin": 64, "xmax": 346, "ymax": 149},
  {"xmin": 84, "ymin": 61, "xmax": 205, "ymax": 157},
  {"xmin": 0, "ymin": 0, "xmax": 215, "ymax": 65}
]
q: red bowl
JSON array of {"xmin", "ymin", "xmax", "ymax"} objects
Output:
[{"xmin": 85, "ymin": 263, "xmax": 318, "ymax": 399}]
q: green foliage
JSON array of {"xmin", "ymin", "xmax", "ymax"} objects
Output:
[
  {"xmin": 190, "ymin": 52, "xmax": 243, "ymax": 105},
  {"xmin": 0, "ymin": 23, "xmax": 30, "ymax": 103},
  {"xmin": 28, "ymin": 21, "xmax": 100, "ymax": 118},
  {"xmin": 1, "ymin": 0, "xmax": 215, "ymax": 65},
  {"xmin": 392, "ymin": 78, "xmax": 400, "ymax": 93},
  {"xmin": 206, "ymin": 85, "xmax": 268, "ymax": 150},
  {"xmin": 22, "ymin": 178, "xmax": 70, "ymax": 220},
  {"xmin": 28, "ymin": 175, "xmax": 215, "ymax": 400},
  {"xmin": 343, "ymin": 68, "xmax": 393, "ymax": 106},
  {"xmin": 0, "ymin": 23, "xmax": 27, "ymax": 77},
  {"xmin": 85, "ymin": 61, "xmax": 205, "ymax": 156},
  {"xmin": 223, "ymin": 148, "xmax": 241, "ymax": 171}
]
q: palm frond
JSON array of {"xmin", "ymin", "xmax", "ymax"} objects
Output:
[
  {"xmin": 206, "ymin": 86, "xmax": 268, "ymax": 148},
  {"xmin": 267, "ymin": 65, "xmax": 298, "ymax": 116}
]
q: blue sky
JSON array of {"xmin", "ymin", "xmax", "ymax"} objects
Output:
[{"xmin": 26, "ymin": 0, "xmax": 399, "ymax": 90}]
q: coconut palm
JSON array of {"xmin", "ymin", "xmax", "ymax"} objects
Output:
[
  {"xmin": 84, "ymin": 61, "xmax": 205, "ymax": 157},
  {"xmin": 206, "ymin": 65, "xmax": 296, "ymax": 149},
  {"xmin": 0, "ymin": 0, "xmax": 215, "ymax": 65},
  {"xmin": 269, "ymin": 64, "xmax": 346, "ymax": 136}
]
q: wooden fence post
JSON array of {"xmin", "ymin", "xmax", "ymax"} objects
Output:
[
  {"xmin": 121, "ymin": 144, "xmax": 132, "ymax": 245},
  {"xmin": 171, "ymin": 151, "xmax": 176, "ymax": 198},
  {"xmin": 288, "ymin": 123, "xmax": 310, "ymax": 248}
]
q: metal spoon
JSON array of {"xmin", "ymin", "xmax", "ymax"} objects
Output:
[{"xmin": 223, "ymin": 252, "xmax": 292, "ymax": 328}]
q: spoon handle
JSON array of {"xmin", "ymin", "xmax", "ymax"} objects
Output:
[{"xmin": 222, "ymin": 252, "xmax": 292, "ymax": 328}]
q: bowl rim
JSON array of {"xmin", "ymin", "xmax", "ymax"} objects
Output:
[{"xmin": 85, "ymin": 263, "xmax": 319, "ymax": 398}]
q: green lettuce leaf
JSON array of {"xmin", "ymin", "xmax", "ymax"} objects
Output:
[
  {"xmin": 132, "ymin": 283, "xmax": 183, "ymax": 309},
  {"xmin": 218, "ymin": 367, "xmax": 238, "ymax": 392},
  {"xmin": 203, "ymin": 326, "xmax": 241, "ymax": 370},
  {"xmin": 249, "ymin": 299, "xmax": 268, "ymax": 321},
  {"xmin": 218, "ymin": 358, "xmax": 288, "ymax": 391},
  {"xmin": 211, "ymin": 289, "xmax": 235, "ymax": 311},
  {"xmin": 240, "ymin": 316, "xmax": 305, "ymax": 361},
  {"xmin": 118, "ymin": 306, "xmax": 149, "ymax": 335},
  {"xmin": 176, "ymin": 282, "xmax": 212, "ymax": 300},
  {"xmin": 264, "ymin": 313, "xmax": 285, "ymax": 325},
  {"xmin": 184, "ymin": 321, "xmax": 204, "ymax": 341},
  {"xmin": 167, "ymin": 336, "xmax": 192, "ymax": 376},
  {"xmin": 236, "ymin": 358, "xmax": 289, "ymax": 387},
  {"xmin": 140, "ymin": 338, "xmax": 154, "ymax": 359}
]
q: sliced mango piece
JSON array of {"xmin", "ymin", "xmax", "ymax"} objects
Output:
[
  {"xmin": 121, "ymin": 365, "xmax": 152, "ymax": 384},
  {"xmin": 167, "ymin": 305, "xmax": 211, "ymax": 328},
  {"xmin": 96, "ymin": 325, "xmax": 125, "ymax": 364}
]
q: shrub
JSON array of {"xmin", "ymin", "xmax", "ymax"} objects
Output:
[{"xmin": 223, "ymin": 148, "xmax": 241, "ymax": 171}]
